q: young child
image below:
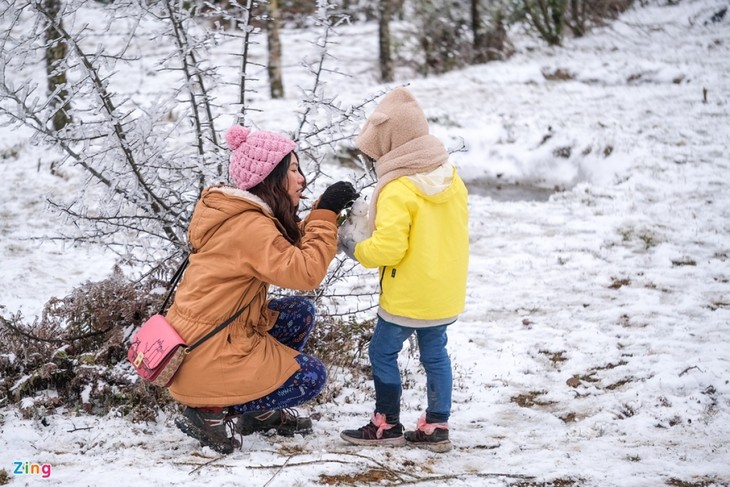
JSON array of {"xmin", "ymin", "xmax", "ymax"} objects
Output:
[{"xmin": 339, "ymin": 87, "xmax": 469, "ymax": 452}]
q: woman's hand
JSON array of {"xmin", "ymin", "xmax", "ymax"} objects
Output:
[{"xmin": 316, "ymin": 181, "xmax": 358, "ymax": 214}]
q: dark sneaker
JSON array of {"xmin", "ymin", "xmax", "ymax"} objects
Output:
[
  {"xmin": 236, "ymin": 409, "xmax": 313, "ymax": 437},
  {"xmin": 175, "ymin": 407, "xmax": 240, "ymax": 454},
  {"xmin": 404, "ymin": 415, "xmax": 452, "ymax": 453},
  {"xmin": 340, "ymin": 413, "xmax": 406, "ymax": 447}
]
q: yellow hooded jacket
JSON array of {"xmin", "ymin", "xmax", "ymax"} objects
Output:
[{"xmin": 354, "ymin": 166, "xmax": 469, "ymax": 322}]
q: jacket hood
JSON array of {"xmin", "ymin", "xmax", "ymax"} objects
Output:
[
  {"xmin": 402, "ymin": 165, "xmax": 463, "ymax": 205},
  {"xmin": 407, "ymin": 163, "xmax": 454, "ymax": 198},
  {"xmin": 356, "ymin": 87, "xmax": 430, "ymax": 161},
  {"xmin": 188, "ymin": 186, "xmax": 272, "ymax": 250}
]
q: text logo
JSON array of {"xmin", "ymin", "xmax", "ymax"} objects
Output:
[{"xmin": 13, "ymin": 461, "xmax": 52, "ymax": 479}]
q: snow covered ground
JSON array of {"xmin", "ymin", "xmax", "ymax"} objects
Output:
[{"xmin": 1, "ymin": 0, "xmax": 729, "ymax": 485}]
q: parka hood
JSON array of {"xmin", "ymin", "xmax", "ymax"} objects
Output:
[{"xmin": 188, "ymin": 186, "xmax": 272, "ymax": 251}]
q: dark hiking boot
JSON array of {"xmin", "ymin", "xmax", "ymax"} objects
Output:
[
  {"xmin": 236, "ymin": 409, "xmax": 313, "ymax": 437},
  {"xmin": 404, "ymin": 414, "xmax": 452, "ymax": 453},
  {"xmin": 175, "ymin": 407, "xmax": 240, "ymax": 454},
  {"xmin": 340, "ymin": 413, "xmax": 406, "ymax": 447}
]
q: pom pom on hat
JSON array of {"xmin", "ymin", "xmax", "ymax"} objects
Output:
[
  {"xmin": 226, "ymin": 125, "xmax": 297, "ymax": 190},
  {"xmin": 226, "ymin": 125, "xmax": 250, "ymax": 150}
]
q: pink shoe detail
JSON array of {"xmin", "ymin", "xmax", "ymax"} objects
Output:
[
  {"xmin": 372, "ymin": 412, "xmax": 397, "ymax": 439},
  {"xmin": 416, "ymin": 412, "xmax": 448, "ymax": 435}
]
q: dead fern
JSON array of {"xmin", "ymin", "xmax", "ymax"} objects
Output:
[{"xmin": 0, "ymin": 265, "xmax": 174, "ymax": 420}]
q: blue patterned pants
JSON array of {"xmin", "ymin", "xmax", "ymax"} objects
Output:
[{"xmin": 231, "ymin": 296, "xmax": 327, "ymax": 414}]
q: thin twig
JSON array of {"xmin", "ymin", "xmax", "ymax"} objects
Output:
[
  {"xmin": 263, "ymin": 455, "xmax": 292, "ymax": 487},
  {"xmin": 188, "ymin": 454, "xmax": 227, "ymax": 475},
  {"xmin": 395, "ymin": 471, "xmax": 537, "ymax": 485},
  {"xmin": 207, "ymin": 449, "xmax": 536, "ymax": 484},
  {"xmin": 679, "ymin": 365, "xmax": 702, "ymax": 377}
]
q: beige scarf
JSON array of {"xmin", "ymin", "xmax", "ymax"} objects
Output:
[{"xmin": 368, "ymin": 134, "xmax": 449, "ymax": 232}]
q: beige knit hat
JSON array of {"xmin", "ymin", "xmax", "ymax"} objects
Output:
[{"xmin": 356, "ymin": 87, "xmax": 431, "ymax": 160}]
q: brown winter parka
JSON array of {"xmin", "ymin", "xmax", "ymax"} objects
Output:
[{"xmin": 166, "ymin": 185, "xmax": 338, "ymax": 407}]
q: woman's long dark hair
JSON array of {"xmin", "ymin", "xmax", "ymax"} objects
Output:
[{"xmin": 249, "ymin": 152, "xmax": 306, "ymax": 245}]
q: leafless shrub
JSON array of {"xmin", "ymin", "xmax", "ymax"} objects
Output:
[
  {"xmin": 1, "ymin": 0, "xmax": 384, "ymax": 420},
  {"xmin": 515, "ymin": 0, "xmax": 635, "ymax": 45},
  {"xmin": 305, "ymin": 307, "xmax": 375, "ymax": 403}
]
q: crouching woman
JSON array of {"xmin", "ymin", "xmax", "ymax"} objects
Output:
[{"xmin": 167, "ymin": 125, "xmax": 357, "ymax": 454}]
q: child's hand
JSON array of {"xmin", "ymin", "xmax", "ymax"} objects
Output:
[{"xmin": 339, "ymin": 236, "xmax": 358, "ymax": 260}]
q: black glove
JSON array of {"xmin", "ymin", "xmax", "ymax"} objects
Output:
[{"xmin": 317, "ymin": 181, "xmax": 358, "ymax": 214}]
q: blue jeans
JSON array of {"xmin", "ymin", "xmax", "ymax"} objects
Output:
[
  {"xmin": 369, "ymin": 315, "xmax": 452, "ymax": 424},
  {"xmin": 231, "ymin": 296, "xmax": 327, "ymax": 415}
]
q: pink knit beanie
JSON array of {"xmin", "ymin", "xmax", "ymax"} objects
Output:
[{"xmin": 226, "ymin": 125, "xmax": 297, "ymax": 190}]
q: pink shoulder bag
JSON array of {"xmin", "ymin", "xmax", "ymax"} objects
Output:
[{"xmin": 127, "ymin": 255, "xmax": 247, "ymax": 387}]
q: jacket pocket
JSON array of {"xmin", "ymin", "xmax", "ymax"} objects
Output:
[{"xmin": 379, "ymin": 267, "xmax": 397, "ymax": 295}]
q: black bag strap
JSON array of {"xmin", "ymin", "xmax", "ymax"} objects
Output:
[
  {"xmin": 158, "ymin": 253, "xmax": 253, "ymax": 355},
  {"xmin": 158, "ymin": 254, "xmax": 190, "ymax": 315},
  {"xmin": 185, "ymin": 304, "xmax": 249, "ymax": 354}
]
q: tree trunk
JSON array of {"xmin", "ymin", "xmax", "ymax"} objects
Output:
[
  {"xmin": 378, "ymin": 0, "xmax": 393, "ymax": 83},
  {"xmin": 567, "ymin": 0, "xmax": 586, "ymax": 37},
  {"xmin": 471, "ymin": 0, "xmax": 487, "ymax": 63},
  {"xmin": 267, "ymin": 0, "xmax": 284, "ymax": 99},
  {"xmin": 43, "ymin": 0, "xmax": 72, "ymax": 131}
]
